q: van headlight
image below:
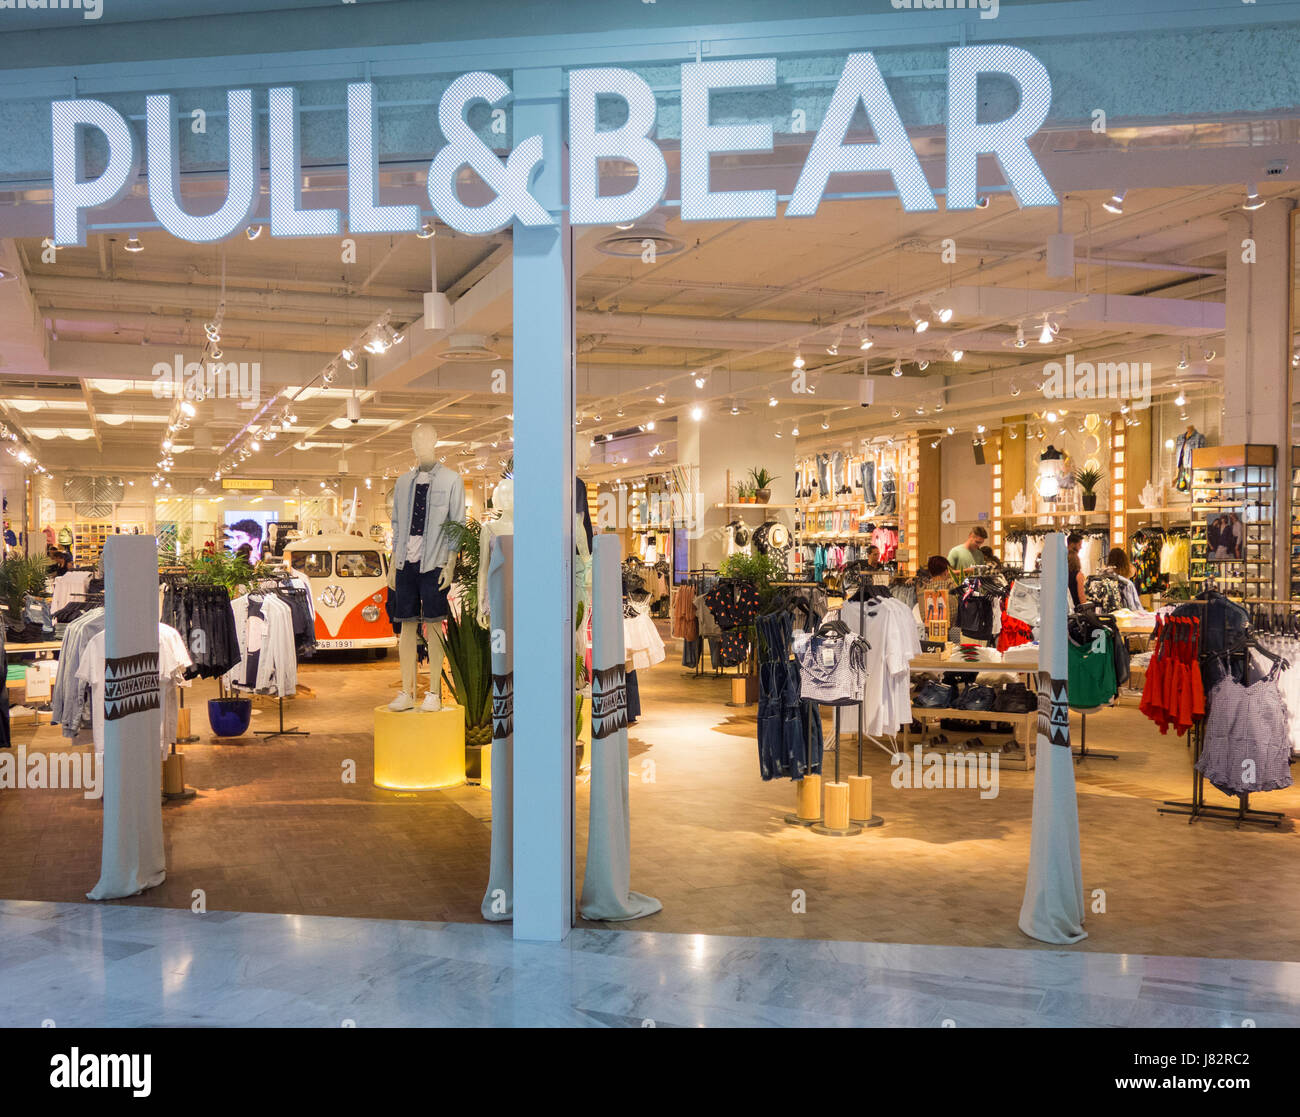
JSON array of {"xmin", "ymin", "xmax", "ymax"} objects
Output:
[{"xmin": 362, "ymin": 605, "xmax": 380, "ymax": 622}]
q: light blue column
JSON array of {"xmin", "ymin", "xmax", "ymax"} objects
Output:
[{"xmin": 511, "ymin": 66, "xmax": 575, "ymax": 941}]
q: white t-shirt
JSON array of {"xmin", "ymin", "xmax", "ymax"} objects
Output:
[
  {"xmin": 77, "ymin": 624, "xmax": 192, "ymax": 757},
  {"xmin": 835, "ymin": 595, "xmax": 921, "ymax": 736}
]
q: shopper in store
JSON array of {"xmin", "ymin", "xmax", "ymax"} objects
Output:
[
  {"xmin": 1067, "ymin": 532, "xmax": 1086, "ymax": 608},
  {"xmin": 946, "ymin": 525, "xmax": 987, "ymax": 572},
  {"xmin": 863, "ymin": 544, "xmax": 882, "ymax": 570},
  {"xmin": 979, "ymin": 545, "xmax": 1002, "ymax": 569}
]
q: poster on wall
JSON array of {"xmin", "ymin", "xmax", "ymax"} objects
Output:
[
  {"xmin": 1204, "ymin": 510, "xmax": 1243, "ymax": 562},
  {"xmin": 222, "ymin": 511, "xmax": 271, "ymax": 557}
]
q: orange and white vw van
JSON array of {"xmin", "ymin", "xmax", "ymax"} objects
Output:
[{"xmin": 283, "ymin": 533, "xmax": 397, "ymax": 655}]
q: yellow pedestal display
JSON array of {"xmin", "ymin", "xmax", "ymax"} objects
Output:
[
  {"xmin": 373, "ymin": 704, "xmax": 465, "ymax": 791},
  {"xmin": 796, "ymin": 774, "xmax": 822, "ymax": 820},
  {"xmin": 479, "ymin": 740, "xmax": 492, "ymax": 791},
  {"xmin": 823, "ymin": 782, "xmax": 850, "ymax": 830},
  {"xmin": 848, "ymin": 775, "xmax": 872, "ymax": 821}
]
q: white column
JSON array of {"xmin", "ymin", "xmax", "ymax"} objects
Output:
[
  {"xmin": 1223, "ymin": 200, "xmax": 1294, "ymax": 601},
  {"xmin": 511, "ymin": 67, "xmax": 574, "ymax": 941}
]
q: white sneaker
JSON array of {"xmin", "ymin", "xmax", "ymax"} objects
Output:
[
  {"xmin": 387, "ymin": 692, "xmax": 415, "ymax": 712},
  {"xmin": 420, "ymin": 691, "xmax": 442, "ymax": 713}
]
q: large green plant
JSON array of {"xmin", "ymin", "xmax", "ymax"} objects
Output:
[
  {"xmin": 718, "ymin": 550, "xmax": 787, "ymax": 607},
  {"xmin": 177, "ymin": 549, "xmax": 258, "ymax": 592},
  {"xmin": 438, "ymin": 518, "xmax": 493, "ymax": 745},
  {"xmin": 0, "ymin": 554, "xmax": 52, "ymax": 624}
]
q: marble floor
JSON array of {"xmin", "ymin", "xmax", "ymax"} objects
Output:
[
  {"xmin": 2, "ymin": 898, "xmax": 1298, "ymax": 1027},
  {"xmin": 4, "ymin": 637, "xmax": 1300, "ymax": 961}
]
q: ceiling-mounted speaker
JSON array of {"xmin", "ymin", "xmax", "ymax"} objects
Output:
[
  {"xmin": 346, "ymin": 395, "xmax": 361, "ymax": 422},
  {"xmin": 972, "ymin": 441, "xmax": 986, "ymax": 466},
  {"xmin": 858, "ymin": 378, "xmax": 874, "ymax": 407},
  {"xmin": 1046, "ymin": 233, "xmax": 1075, "ymax": 278}
]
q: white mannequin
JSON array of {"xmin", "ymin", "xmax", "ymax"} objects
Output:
[
  {"xmin": 476, "ymin": 478, "xmax": 514, "ymax": 628},
  {"xmin": 388, "ymin": 424, "xmax": 457, "ymax": 712}
]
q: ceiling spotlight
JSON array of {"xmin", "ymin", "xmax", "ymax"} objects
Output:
[
  {"xmin": 250, "ymin": 440, "xmax": 260, "ymax": 452},
  {"xmin": 1177, "ymin": 345, "xmax": 1189, "ymax": 370},
  {"xmin": 1202, "ymin": 347, "xmax": 1216, "ymax": 361},
  {"xmin": 1119, "ymin": 402, "xmax": 1130, "ymax": 414},
  {"xmin": 417, "ymin": 220, "xmax": 436, "ymax": 238},
  {"xmin": 792, "ymin": 350, "xmax": 806, "ymax": 369},
  {"xmin": 891, "ymin": 408, "xmax": 900, "ymax": 418},
  {"xmin": 821, "ymin": 418, "xmax": 830, "ymax": 430},
  {"xmin": 1102, "ymin": 189, "xmax": 1127, "ymax": 215},
  {"xmin": 768, "ymin": 396, "xmax": 778, "ymax": 407},
  {"xmin": 891, "ymin": 359, "xmax": 903, "ymax": 378},
  {"xmin": 1044, "ymin": 410, "xmax": 1058, "ymax": 422},
  {"xmin": 731, "ymin": 402, "xmax": 743, "ymax": 416},
  {"xmin": 917, "ymin": 359, "xmax": 930, "ymax": 371},
  {"xmin": 946, "ymin": 426, "xmax": 955, "ymax": 435},
  {"xmin": 341, "ymin": 347, "xmax": 358, "ymax": 367},
  {"xmin": 1179, "ymin": 411, "xmax": 1190, "ymax": 422},
  {"xmin": 690, "ymin": 405, "xmax": 703, "ymax": 421},
  {"xmin": 180, "ymin": 400, "xmax": 197, "ymax": 419},
  {"xmin": 1174, "ymin": 390, "xmax": 1186, "ymax": 407},
  {"xmin": 593, "ymin": 413, "xmax": 602, "ymax": 422},
  {"xmin": 859, "ymin": 332, "xmax": 874, "ymax": 351},
  {"xmin": 204, "ymin": 322, "xmax": 221, "ymax": 342},
  {"xmin": 1013, "ymin": 324, "xmax": 1027, "ymax": 349},
  {"xmin": 323, "ymin": 363, "xmax": 337, "ymax": 384},
  {"xmin": 694, "ymin": 373, "xmax": 707, "ymax": 389},
  {"xmin": 655, "ymin": 393, "xmax": 666, "ymax": 404},
  {"xmin": 774, "ymin": 429, "xmax": 783, "ymax": 439},
  {"xmin": 930, "ymin": 440, "xmax": 940, "ymax": 449},
  {"xmin": 974, "ymin": 196, "xmax": 990, "ymax": 209},
  {"xmin": 933, "ymin": 402, "xmax": 944, "ymax": 413},
  {"xmin": 976, "ymin": 424, "xmax": 986, "ymax": 434},
  {"xmin": 826, "ymin": 342, "xmax": 839, "ymax": 356},
  {"xmin": 915, "ymin": 406, "xmax": 926, "ymax": 415},
  {"xmin": 935, "ymin": 305, "xmax": 953, "ymax": 324},
  {"xmin": 616, "ymin": 407, "xmax": 624, "ymax": 417},
  {"xmin": 646, "ymin": 419, "xmax": 655, "ymax": 431},
  {"xmin": 950, "ymin": 348, "xmax": 964, "ymax": 362},
  {"xmin": 1243, "ymin": 183, "xmax": 1266, "ymax": 211},
  {"xmin": 1037, "ymin": 318, "xmax": 1057, "ymax": 345},
  {"xmin": 911, "ymin": 309, "xmax": 929, "ymax": 334},
  {"xmin": 791, "ymin": 424, "xmax": 800, "ymax": 436},
  {"xmin": 1009, "ymin": 380, "xmax": 1021, "ymax": 396},
  {"xmin": 1008, "ymin": 428, "xmax": 1018, "ymax": 439},
  {"xmin": 123, "ymin": 235, "xmax": 144, "ymax": 253}
]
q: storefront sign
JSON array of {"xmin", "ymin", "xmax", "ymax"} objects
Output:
[
  {"xmin": 51, "ymin": 46, "xmax": 1055, "ymax": 245},
  {"xmin": 221, "ymin": 478, "xmax": 272, "ymax": 490}
]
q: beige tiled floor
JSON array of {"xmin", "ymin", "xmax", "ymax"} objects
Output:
[{"xmin": 4, "ymin": 641, "xmax": 1300, "ymax": 961}]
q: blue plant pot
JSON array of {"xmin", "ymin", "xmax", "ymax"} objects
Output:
[{"xmin": 207, "ymin": 697, "xmax": 252, "ymax": 738}]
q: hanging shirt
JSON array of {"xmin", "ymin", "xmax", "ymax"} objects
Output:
[
  {"xmin": 405, "ymin": 471, "xmax": 430, "ymax": 564},
  {"xmin": 77, "ymin": 623, "xmax": 192, "ymax": 757}
]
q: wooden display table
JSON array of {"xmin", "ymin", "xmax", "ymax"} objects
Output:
[{"xmin": 906, "ymin": 654, "xmax": 1040, "ymax": 770}]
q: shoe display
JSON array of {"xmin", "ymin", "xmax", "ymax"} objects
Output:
[
  {"xmin": 420, "ymin": 692, "xmax": 442, "ymax": 713},
  {"xmin": 387, "ymin": 691, "xmax": 414, "ymax": 712}
]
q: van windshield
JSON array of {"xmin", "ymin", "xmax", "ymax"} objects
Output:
[
  {"xmin": 336, "ymin": 551, "xmax": 383, "ymax": 578},
  {"xmin": 289, "ymin": 551, "xmax": 332, "ymax": 578}
]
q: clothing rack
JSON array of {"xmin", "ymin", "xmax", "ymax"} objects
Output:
[
  {"xmin": 1156, "ymin": 597, "xmax": 1286, "ymax": 828},
  {"xmin": 255, "ymin": 694, "xmax": 308, "ymax": 742}
]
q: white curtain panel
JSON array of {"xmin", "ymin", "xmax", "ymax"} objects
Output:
[
  {"xmin": 1018, "ymin": 533, "xmax": 1088, "ymax": 944},
  {"xmin": 579, "ymin": 536, "xmax": 661, "ymax": 922},
  {"xmin": 88, "ymin": 535, "xmax": 165, "ymax": 901},
  {"xmin": 481, "ymin": 534, "xmax": 514, "ymax": 922}
]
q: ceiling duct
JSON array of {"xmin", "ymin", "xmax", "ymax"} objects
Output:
[
  {"xmin": 437, "ymin": 333, "xmax": 502, "ymax": 361},
  {"xmin": 595, "ymin": 213, "xmax": 686, "ymax": 258}
]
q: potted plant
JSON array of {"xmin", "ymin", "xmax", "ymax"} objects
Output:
[
  {"xmin": 438, "ymin": 519, "xmax": 494, "ymax": 775},
  {"xmin": 736, "ymin": 481, "xmax": 752, "ymax": 504},
  {"xmin": 1074, "ymin": 466, "xmax": 1104, "ymax": 511},
  {"xmin": 749, "ymin": 467, "xmax": 779, "ymax": 504}
]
